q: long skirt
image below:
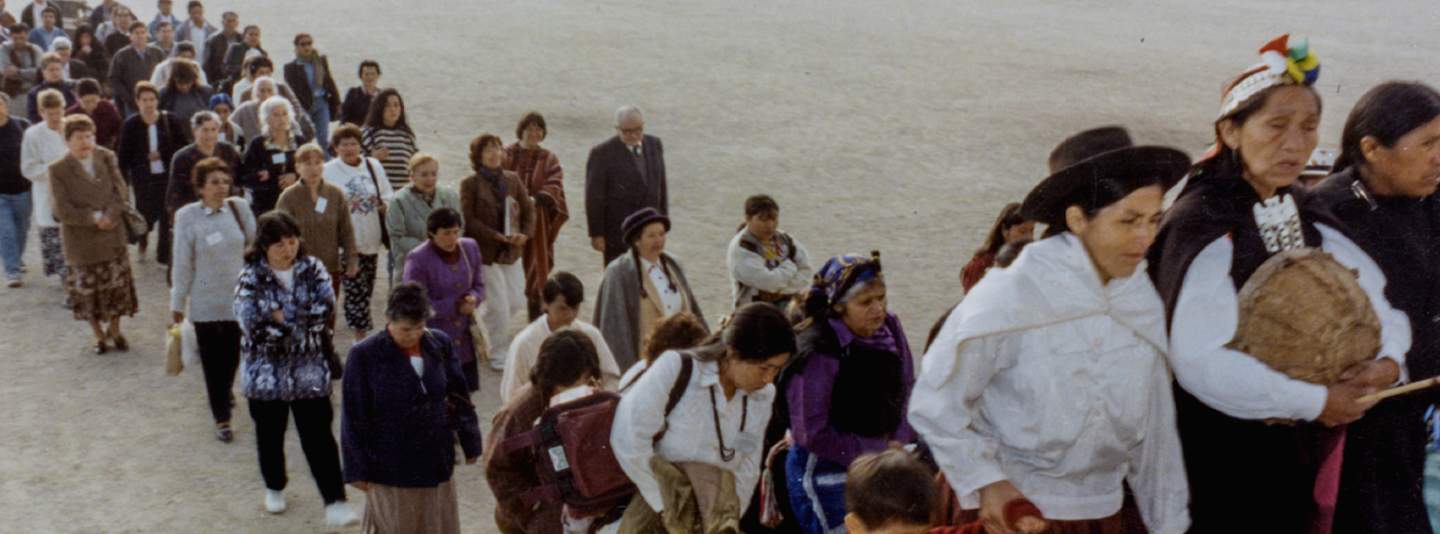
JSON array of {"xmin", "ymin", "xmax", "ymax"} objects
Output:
[
  {"xmin": 363, "ymin": 480, "xmax": 460, "ymax": 534},
  {"xmin": 67, "ymin": 256, "xmax": 138, "ymax": 322}
]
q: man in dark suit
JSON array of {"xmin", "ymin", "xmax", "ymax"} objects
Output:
[
  {"xmin": 200, "ymin": 11, "xmax": 237, "ymax": 86},
  {"xmin": 282, "ymin": 33, "xmax": 338, "ymax": 151},
  {"xmin": 585, "ymin": 105, "xmax": 668, "ymax": 265}
]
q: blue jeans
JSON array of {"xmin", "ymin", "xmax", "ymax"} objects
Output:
[
  {"xmin": 0, "ymin": 191, "xmax": 33, "ymax": 276},
  {"xmin": 308, "ymin": 101, "xmax": 331, "ymax": 155}
]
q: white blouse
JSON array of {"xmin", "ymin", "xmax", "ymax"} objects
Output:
[
  {"xmin": 611, "ymin": 350, "xmax": 773, "ymax": 514},
  {"xmin": 640, "ymin": 256, "xmax": 683, "ymax": 317},
  {"xmin": 1168, "ymin": 223, "xmax": 1411, "ymax": 421},
  {"xmin": 19, "ymin": 123, "xmax": 67, "ymax": 229},
  {"xmin": 910, "ymin": 234, "xmax": 1189, "ymax": 532}
]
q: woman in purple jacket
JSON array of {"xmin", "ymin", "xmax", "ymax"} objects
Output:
[
  {"xmin": 781, "ymin": 252, "xmax": 916, "ymax": 534},
  {"xmin": 402, "ymin": 207, "xmax": 485, "ymax": 391}
]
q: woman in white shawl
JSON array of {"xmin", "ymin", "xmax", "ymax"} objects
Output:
[{"xmin": 909, "ymin": 127, "xmax": 1191, "ymax": 534}]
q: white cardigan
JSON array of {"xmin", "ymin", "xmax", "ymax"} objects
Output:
[
  {"xmin": 19, "ymin": 122, "xmax": 67, "ymax": 229},
  {"xmin": 611, "ymin": 350, "xmax": 773, "ymax": 514},
  {"xmin": 910, "ymin": 234, "xmax": 1189, "ymax": 532}
]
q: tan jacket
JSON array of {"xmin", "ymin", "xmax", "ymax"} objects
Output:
[
  {"xmin": 459, "ymin": 169, "xmax": 534, "ymax": 265},
  {"xmin": 48, "ymin": 148, "xmax": 129, "ymax": 267},
  {"xmin": 637, "ymin": 266, "xmax": 693, "ymax": 357},
  {"xmin": 276, "ymin": 181, "xmax": 357, "ymax": 273}
]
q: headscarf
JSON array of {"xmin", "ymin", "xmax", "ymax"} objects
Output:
[
  {"xmin": 803, "ymin": 251, "xmax": 882, "ymax": 319},
  {"xmin": 209, "ymin": 92, "xmax": 232, "ymax": 111}
]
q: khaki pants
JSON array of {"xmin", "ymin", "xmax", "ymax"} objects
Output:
[{"xmin": 617, "ymin": 458, "xmax": 741, "ymax": 534}]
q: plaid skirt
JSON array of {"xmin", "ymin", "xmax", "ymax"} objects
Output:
[{"xmin": 66, "ymin": 256, "xmax": 139, "ymax": 322}]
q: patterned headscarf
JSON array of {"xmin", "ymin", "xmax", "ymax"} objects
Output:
[{"xmin": 804, "ymin": 251, "xmax": 882, "ymax": 318}]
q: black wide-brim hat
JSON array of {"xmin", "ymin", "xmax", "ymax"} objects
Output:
[
  {"xmin": 1021, "ymin": 126, "xmax": 1191, "ymax": 226},
  {"xmin": 622, "ymin": 207, "xmax": 671, "ymax": 245}
]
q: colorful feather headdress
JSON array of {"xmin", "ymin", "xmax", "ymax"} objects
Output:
[{"xmin": 1217, "ymin": 34, "xmax": 1321, "ymax": 120}]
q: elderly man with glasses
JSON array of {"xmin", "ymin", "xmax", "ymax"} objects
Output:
[{"xmin": 584, "ymin": 105, "xmax": 669, "ymax": 265}]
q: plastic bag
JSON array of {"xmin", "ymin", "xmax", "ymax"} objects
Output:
[
  {"xmin": 181, "ymin": 321, "xmax": 200, "ymax": 368},
  {"xmin": 165, "ymin": 324, "xmax": 184, "ymax": 375}
]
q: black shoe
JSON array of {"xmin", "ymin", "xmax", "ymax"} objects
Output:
[
  {"xmin": 111, "ymin": 334, "xmax": 128, "ymax": 352},
  {"xmin": 93, "ymin": 341, "xmax": 108, "ymax": 355},
  {"xmin": 215, "ymin": 424, "xmax": 233, "ymax": 443}
]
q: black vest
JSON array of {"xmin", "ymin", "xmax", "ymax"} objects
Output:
[{"xmin": 1149, "ymin": 169, "xmax": 1341, "ymax": 533}]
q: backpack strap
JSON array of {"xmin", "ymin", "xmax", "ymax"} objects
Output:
[{"xmin": 651, "ymin": 353, "xmax": 694, "ymax": 446}]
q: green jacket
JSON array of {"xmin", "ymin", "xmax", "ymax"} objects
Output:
[{"xmin": 385, "ymin": 185, "xmax": 462, "ymax": 282}]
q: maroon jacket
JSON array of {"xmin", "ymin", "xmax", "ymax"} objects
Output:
[{"xmin": 66, "ymin": 100, "xmax": 123, "ymax": 150}]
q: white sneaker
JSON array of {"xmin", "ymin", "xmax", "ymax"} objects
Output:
[
  {"xmin": 324, "ymin": 501, "xmax": 359, "ymax": 527},
  {"xmin": 488, "ymin": 351, "xmax": 507, "ymax": 371},
  {"xmin": 264, "ymin": 490, "xmax": 287, "ymax": 514}
]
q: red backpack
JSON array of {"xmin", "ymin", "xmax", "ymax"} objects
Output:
[{"xmin": 499, "ymin": 355, "xmax": 695, "ymax": 517}]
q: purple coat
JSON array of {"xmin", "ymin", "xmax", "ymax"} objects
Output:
[
  {"xmin": 402, "ymin": 239, "xmax": 486, "ymax": 363},
  {"xmin": 787, "ymin": 313, "xmax": 917, "ymax": 466}
]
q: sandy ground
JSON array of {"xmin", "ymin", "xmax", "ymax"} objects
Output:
[{"xmin": 3, "ymin": 0, "xmax": 1439, "ymax": 532}]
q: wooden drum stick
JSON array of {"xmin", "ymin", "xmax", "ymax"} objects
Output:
[{"xmin": 1357, "ymin": 376, "xmax": 1440, "ymax": 404}]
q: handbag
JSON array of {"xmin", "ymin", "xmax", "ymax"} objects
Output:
[
  {"xmin": 103, "ymin": 154, "xmax": 149, "ymax": 242},
  {"xmin": 362, "ymin": 159, "xmax": 391, "ymax": 249},
  {"xmin": 459, "ymin": 245, "xmax": 489, "ymax": 365}
]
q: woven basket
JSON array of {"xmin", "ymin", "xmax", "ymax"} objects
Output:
[{"xmin": 1227, "ymin": 248, "xmax": 1380, "ymax": 385}]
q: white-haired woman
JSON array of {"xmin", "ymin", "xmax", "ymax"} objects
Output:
[{"xmin": 239, "ymin": 95, "xmax": 309, "ymax": 215}]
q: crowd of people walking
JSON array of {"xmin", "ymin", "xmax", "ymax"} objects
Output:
[{"xmin": 2, "ymin": 3, "xmax": 1440, "ymax": 533}]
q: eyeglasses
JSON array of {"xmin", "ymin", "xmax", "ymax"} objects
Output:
[
  {"xmin": 618, "ymin": 126, "xmax": 643, "ymax": 135},
  {"xmin": 298, "ymin": 42, "xmax": 313, "ymax": 47}
]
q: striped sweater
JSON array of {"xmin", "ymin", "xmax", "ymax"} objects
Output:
[{"xmin": 361, "ymin": 126, "xmax": 418, "ymax": 190}]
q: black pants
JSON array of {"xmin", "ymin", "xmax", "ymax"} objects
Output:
[
  {"xmin": 194, "ymin": 321, "xmax": 241, "ymax": 424},
  {"xmin": 462, "ymin": 359, "xmax": 479, "ymax": 393},
  {"xmin": 247, "ymin": 396, "xmax": 347, "ymax": 504},
  {"xmin": 134, "ymin": 174, "xmax": 168, "ymax": 262}
]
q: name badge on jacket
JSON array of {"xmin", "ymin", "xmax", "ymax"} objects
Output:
[{"xmin": 314, "ymin": 197, "xmax": 328, "ymax": 214}]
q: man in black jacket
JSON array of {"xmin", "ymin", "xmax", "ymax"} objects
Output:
[
  {"xmin": 200, "ymin": 10, "xmax": 236, "ymax": 85},
  {"xmin": 282, "ymin": 33, "xmax": 337, "ymax": 151},
  {"xmin": 584, "ymin": 105, "xmax": 668, "ymax": 265}
]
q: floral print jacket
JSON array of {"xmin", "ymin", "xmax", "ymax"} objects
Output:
[{"xmin": 235, "ymin": 255, "xmax": 336, "ymax": 401}]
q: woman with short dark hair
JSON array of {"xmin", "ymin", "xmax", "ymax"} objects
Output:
[
  {"xmin": 341, "ymin": 282, "xmax": 482, "ymax": 534},
  {"xmin": 339, "ymin": 60, "xmax": 379, "ymax": 127},
  {"xmin": 504, "ymin": 111, "xmax": 568, "ymax": 320},
  {"xmin": 460, "ymin": 132, "xmax": 534, "ymax": 372},
  {"xmin": 170, "ymin": 157, "xmax": 253, "ymax": 441},
  {"xmin": 361, "ymin": 88, "xmax": 416, "ymax": 190},
  {"xmin": 402, "ymin": 207, "xmax": 486, "ymax": 391},
  {"xmin": 234, "ymin": 210, "xmax": 358, "ymax": 527},
  {"xmin": 48, "ymin": 114, "xmax": 137, "ymax": 353},
  {"xmin": 116, "ymin": 81, "xmax": 190, "ymax": 263}
]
